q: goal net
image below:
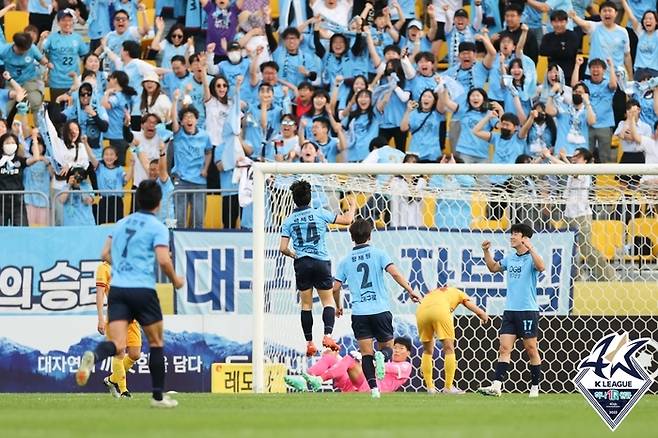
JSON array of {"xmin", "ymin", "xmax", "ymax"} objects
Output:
[{"xmin": 251, "ymin": 163, "xmax": 658, "ymax": 394}]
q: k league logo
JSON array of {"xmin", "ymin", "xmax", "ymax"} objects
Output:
[{"xmin": 574, "ymin": 332, "xmax": 658, "ymax": 431}]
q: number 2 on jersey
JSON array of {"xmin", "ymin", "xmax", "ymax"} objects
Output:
[
  {"xmin": 121, "ymin": 228, "xmax": 137, "ymax": 257},
  {"xmin": 356, "ymin": 262, "xmax": 373, "ymax": 289},
  {"xmin": 292, "ymin": 223, "xmax": 320, "ymax": 247}
]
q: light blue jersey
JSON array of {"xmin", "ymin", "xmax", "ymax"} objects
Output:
[
  {"xmin": 43, "ymin": 32, "xmax": 89, "ymax": 88},
  {"xmin": 0, "ymin": 43, "xmax": 44, "ymax": 83},
  {"xmin": 346, "ymin": 113, "xmax": 379, "ymax": 162},
  {"xmin": 23, "ymin": 160, "xmax": 50, "ymax": 208},
  {"xmin": 96, "ymin": 163, "xmax": 125, "ymax": 194},
  {"xmin": 407, "ymin": 110, "xmax": 442, "ymax": 161},
  {"xmin": 635, "ymin": 30, "xmax": 658, "ymax": 72},
  {"xmin": 105, "ymin": 91, "xmax": 132, "ymax": 140},
  {"xmin": 84, "ymin": 0, "xmax": 111, "ymax": 40},
  {"xmin": 281, "ymin": 206, "xmax": 335, "ymax": 260},
  {"xmin": 110, "ymin": 211, "xmax": 170, "ymax": 289},
  {"xmin": 61, "ymin": 181, "xmax": 94, "ymax": 226},
  {"xmin": 172, "ymin": 128, "xmax": 212, "ymax": 185},
  {"xmin": 554, "ymin": 103, "xmax": 589, "ymax": 156},
  {"xmin": 455, "ymin": 110, "xmax": 495, "ymax": 159},
  {"xmin": 318, "ymin": 137, "xmax": 340, "ymax": 163},
  {"xmin": 29, "ymin": 0, "xmax": 51, "ymax": 14},
  {"xmin": 180, "ymin": 75, "xmax": 212, "ymax": 128},
  {"xmin": 442, "ymin": 62, "xmax": 489, "ymax": 116},
  {"xmin": 587, "ymin": 22, "xmax": 629, "ymax": 75},
  {"xmin": 156, "ymin": 177, "xmax": 175, "ymax": 224},
  {"xmin": 336, "ymin": 244, "xmax": 393, "ymax": 316},
  {"xmin": 158, "ymin": 41, "xmax": 189, "ymax": 69},
  {"xmin": 584, "ymin": 78, "xmax": 615, "ymax": 128},
  {"xmin": 490, "ymin": 132, "xmax": 525, "ymax": 184},
  {"xmin": 500, "ymin": 251, "xmax": 539, "ymax": 311}
]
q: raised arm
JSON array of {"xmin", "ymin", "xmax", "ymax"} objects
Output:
[
  {"xmin": 400, "ymin": 100, "xmax": 416, "ymax": 132},
  {"xmin": 472, "ymin": 110, "xmax": 496, "ymax": 141},
  {"xmin": 583, "ymin": 93, "xmax": 596, "ymax": 126},
  {"xmin": 519, "ymin": 109, "xmax": 536, "ymax": 139},
  {"xmin": 334, "ymin": 196, "xmax": 356, "ymax": 225},
  {"xmin": 620, "ymin": 0, "xmax": 641, "ymax": 32},
  {"xmin": 521, "ymin": 237, "xmax": 545, "ymax": 272},
  {"xmin": 151, "ymin": 16, "xmax": 166, "ymax": 51},
  {"xmin": 606, "ymin": 58, "xmax": 618, "ymax": 90},
  {"xmin": 516, "ymin": 24, "xmax": 528, "ymax": 58},
  {"xmin": 568, "ymin": 10, "xmax": 592, "ymax": 33},
  {"xmin": 571, "ymin": 55, "xmax": 583, "ymax": 87},
  {"xmin": 328, "ymin": 111, "xmax": 347, "ymax": 152},
  {"xmin": 170, "ymin": 89, "xmax": 180, "ymax": 132},
  {"xmin": 481, "ymin": 240, "xmax": 502, "ymax": 272},
  {"xmin": 526, "ymin": 0, "xmax": 550, "ymax": 13},
  {"xmin": 477, "ymin": 31, "xmax": 496, "ymax": 69}
]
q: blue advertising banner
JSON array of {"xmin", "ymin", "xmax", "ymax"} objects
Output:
[
  {"xmin": 0, "ymin": 226, "xmax": 113, "ymax": 314},
  {"xmin": 173, "ymin": 229, "xmax": 576, "ymax": 316}
]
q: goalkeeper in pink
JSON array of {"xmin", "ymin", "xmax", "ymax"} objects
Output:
[{"xmin": 285, "ymin": 337, "xmax": 413, "ymax": 392}]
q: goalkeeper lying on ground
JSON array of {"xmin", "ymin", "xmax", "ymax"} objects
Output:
[{"xmin": 285, "ymin": 337, "xmax": 413, "ymax": 392}]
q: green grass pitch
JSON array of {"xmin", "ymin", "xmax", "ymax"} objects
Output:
[{"xmin": 1, "ymin": 393, "xmax": 656, "ymax": 438}]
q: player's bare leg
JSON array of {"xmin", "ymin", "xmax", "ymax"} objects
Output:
[
  {"xmin": 478, "ymin": 334, "xmax": 516, "ymax": 397},
  {"xmin": 143, "ymin": 321, "xmax": 177, "ymax": 408},
  {"xmin": 76, "ymin": 320, "xmax": 128, "ymax": 387},
  {"xmin": 357, "ymin": 338, "xmax": 380, "ymax": 398},
  {"xmin": 420, "ymin": 340, "xmax": 437, "ymax": 393},
  {"xmin": 441, "ymin": 339, "xmax": 464, "ymax": 394},
  {"xmin": 300, "ymin": 289, "xmax": 317, "ymax": 356},
  {"xmin": 523, "ymin": 337, "xmax": 541, "ymax": 398},
  {"xmin": 317, "ymin": 289, "xmax": 339, "ymax": 351}
]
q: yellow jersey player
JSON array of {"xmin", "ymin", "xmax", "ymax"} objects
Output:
[
  {"xmin": 416, "ymin": 286, "xmax": 489, "ymax": 394},
  {"xmin": 96, "ymin": 259, "xmax": 142, "ymax": 398}
]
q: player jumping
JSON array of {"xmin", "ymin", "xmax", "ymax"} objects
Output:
[
  {"xmin": 285, "ymin": 337, "xmax": 413, "ymax": 393},
  {"xmin": 279, "ymin": 180, "xmax": 356, "ymax": 356},
  {"xmin": 416, "ymin": 286, "xmax": 489, "ymax": 394},
  {"xmin": 95, "ymin": 259, "xmax": 142, "ymax": 398},
  {"xmin": 76, "ymin": 180, "xmax": 185, "ymax": 408},
  {"xmin": 333, "ymin": 218, "xmax": 421, "ymax": 398},
  {"xmin": 478, "ymin": 223, "xmax": 545, "ymax": 398}
]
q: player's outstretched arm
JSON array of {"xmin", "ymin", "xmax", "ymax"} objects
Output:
[
  {"xmin": 279, "ymin": 236, "xmax": 296, "ymax": 259},
  {"xmin": 385, "ymin": 265, "xmax": 421, "ymax": 303},
  {"xmin": 155, "ymin": 246, "xmax": 185, "ymax": 289},
  {"xmin": 481, "ymin": 240, "xmax": 502, "ymax": 273},
  {"xmin": 521, "ymin": 237, "xmax": 545, "ymax": 272},
  {"xmin": 334, "ymin": 196, "xmax": 356, "ymax": 225},
  {"xmin": 463, "ymin": 300, "xmax": 490, "ymax": 325}
]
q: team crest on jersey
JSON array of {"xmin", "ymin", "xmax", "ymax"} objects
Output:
[{"xmin": 574, "ymin": 332, "xmax": 658, "ymax": 431}]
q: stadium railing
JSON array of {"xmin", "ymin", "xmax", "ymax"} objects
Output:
[{"xmin": 0, "ymin": 190, "xmax": 50, "ymax": 226}]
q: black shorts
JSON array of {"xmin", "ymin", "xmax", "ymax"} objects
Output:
[
  {"xmin": 108, "ymin": 286, "xmax": 163, "ymax": 327},
  {"xmin": 351, "ymin": 311, "xmax": 394, "ymax": 342},
  {"xmin": 293, "ymin": 256, "xmax": 333, "ymax": 291},
  {"xmin": 500, "ymin": 310, "xmax": 539, "ymax": 339}
]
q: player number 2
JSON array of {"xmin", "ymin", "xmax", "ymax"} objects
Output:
[
  {"xmin": 523, "ymin": 319, "xmax": 533, "ymax": 332},
  {"xmin": 356, "ymin": 262, "xmax": 373, "ymax": 289},
  {"xmin": 121, "ymin": 228, "xmax": 137, "ymax": 257}
]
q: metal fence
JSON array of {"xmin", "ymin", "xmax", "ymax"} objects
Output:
[
  {"xmin": 164, "ymin": 188, "xmax": 241, "ymax": 229},
  {"xmin": 50, "ymin": 189, "xmax": 138, "ymax": 227},
  {"xmin": 0, "ymin": 190, "xmax": 51, "ymax": 226}
]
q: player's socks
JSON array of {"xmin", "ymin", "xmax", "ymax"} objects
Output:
[
  {"xmin": 149, "ymin": 347, "xmax": 165, "ymax": 401},
  {"xmin": 94, "ymin": 341, "xmax": 118, "ymax": 363},
  {"xmin": 494, "ymin": 361, "xmax": 509, "ymax": 382},
  {"xmin": 362, "ymin": 354, "xmax": 377, "ymax": 389},
  {"xmin": 123, "ymin": 356, "xmax": 136, "ymax": 372},
  {"xmin": 111, "ymin": 356, "xmax": 127, "ymax": 394},
  {"xmin": 420, "ymin": 353, "xmax": 434, "ymax": 392},
  {"xmin": 301, "ymin": 310, "xmax": 313, "ymax": 342},
  {"xmin": 444, "ymin": 353, "xmax": 456, "ymax": 390},
  {"xmin": 322, "ymin": 306, "xmax": 335, "ymax": 335},
  {"xmin": 380, "ymin": 347, "xmax": 393, "ymax": 362},
  {"xmin": 530, "ymin": 364, "xmax": 541, "ymax": 386}
]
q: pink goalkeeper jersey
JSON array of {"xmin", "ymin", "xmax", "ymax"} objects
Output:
[{"xmin": 378, "ymin": 362, "xmax": 413, "ymax": 392}]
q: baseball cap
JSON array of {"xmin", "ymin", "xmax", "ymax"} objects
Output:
[
  {"xmin": 407, "ymin": 20, "xmax": 423, "ymax": 30},
  {"xmin": 227, "ymin": 41, "xmax": 241, "ymax": 52},
  {"xmin": 57, "ymin": 8, "xmax": 75, "ymax": 21},
  {"xmin": 454, "ymin": 9, "xmax": 469, "ymax": 18}
]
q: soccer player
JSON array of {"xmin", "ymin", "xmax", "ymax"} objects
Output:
[
  {"xmin": 95, "ymin": 259, "xmax": 142, "ymax": 398},
  {"xmin": 333, "ymin": 218, "xmax": 421, "ymax": 398},
  {"xmin": 478, "ymin": 223, "xmax": 545, "ymax": 398},
  {"xmin": 416, "ymin": 286, "xmax": 489, "ymax": 394},
  {"xmin": 76, "ymin": 180, "xmax": 185, "ymax": 408},
  {"xmin": 280, "ymin": 180, "xmax": 356, "ymax": 356},
  {"xmin": 285, "ymin": 337, "xmax": 413, "ymax": 393}
]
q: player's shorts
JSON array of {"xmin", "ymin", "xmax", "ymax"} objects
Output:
[
  {"xmin": 293, "ymin": 256, "xmax": 333, "ymax": 291},
  {"xmin": 351, "ymin": 311, "xmax": 394, "ymax": 342},
  {"xmin": 108, "ymin": 286, "xmax": 163, "ymax": 327},
  {"xmin": 416, "ymin": 309, "xmax": 454, "ymax": 342},
  {"xmin": 500, "ymin": 310, "xmax": 539, "ymax": 339},
  {"xmin": 106, "ymin": 319, "xmax": 142, "ymax": 348}
]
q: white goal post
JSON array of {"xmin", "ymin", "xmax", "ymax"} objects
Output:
[{"xmin": 251, "ymin": 163, "xmax": 658, "ymax": 394}]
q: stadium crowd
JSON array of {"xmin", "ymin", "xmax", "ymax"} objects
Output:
[{"xmin": 0, "ymin": 0, "xmax": 656, "ymax": 232}]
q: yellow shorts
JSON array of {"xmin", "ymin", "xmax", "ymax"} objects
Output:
[
  {"xmin": 416, "ymin": 309, "xmax": 455, "ymax": 342},
  {"xmin": 106, "ymin": 320, "xmax": 142, "ymax": 348}
]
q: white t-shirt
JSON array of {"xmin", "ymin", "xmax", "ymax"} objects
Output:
[
  {"xmin": 312, "ymin": 0, "xmax": 351, "ymax": 29},
  {"xmin": 205, "ymin": 98, "xmax": 230, "ymax": 146},
  {"xmin": 564, "ymin": 174, "xmax": 592, "ymax": 219},
  {"xmin": 142, "ymin": 93, "xmax": 172, "ymax": 124},
  {"xmin": 433, "ymin": 0, "xmax": 462, "ymax": 23},
  {"xmin": 614, "ymin": 120, "xmax": 652, "ymax": 153},
  {"xmin": 132, "ymin": 131, "xmax": 162, "ymax": 187}
]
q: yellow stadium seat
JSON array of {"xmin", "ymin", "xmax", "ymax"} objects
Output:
[
  {"xmin": 536, "ymin": 56, "xmax": 548, "ymax": 84},
  {"xmin": 205, "ymin": 194, "xmax": 222, "ymax": 228},
  {"xmin": 4, "ymin": 10, "xmax": 28, "ymax": 42},
  {"xmin": 594, "ymin": 174, "xmax": 622, "ymax": 202},
  {"xmin": 138, "ymin": 8, "xmax": 156, "ymax": 29},
  {"xmin": 581, "ymin": 34, "xmax": 590, "ymax": 56},
  {"xmin": 141, "ymin": 0, "xmax": 155, "ymax": 9},
  {"xmin": 626, "ymin": 218, "xmax": 658, "ymax": 262},
  {"xmin": 591, "ymin": 220, "xmax": 624, "ymax": 260},
  {"xmin": 470, "ymin": 192, "xmax": 509, "ymax": 231},
  {"xmin": 422, "ymin": 198, "xmax": 436, "ymax": 228}
]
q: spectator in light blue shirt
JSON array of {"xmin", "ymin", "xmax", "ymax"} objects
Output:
[
  {"xmin": 83, "ymin": 0, "xmax": 111, "ymax": 52},
  {"xmin": 150, "ymin": 19, "xmax": 194, "ymax": 69},
  {"xmin": 43, "ymin": 10, "xmax": 90, "ymax": 102},
  {"xmin": 58, "ymin": 167, "xmax": 95, "ymax": 226},
  {"xmin": 170, "ymin": 91, "xmax": 212, "ymax": 228},
  {"xmin": 0, "ymin": 32, "xmax": 49, "ymax": 111},
  {"xmin": 400, "ymin": 89, "xmax": 443, "ymax": 161},
  {"xmin": 100, "ymin": 70, "xmax": 137, "ymax": 166},
  {"xmin": 344, "ymin": 89, "xmax": 379, "ymax": 162}
]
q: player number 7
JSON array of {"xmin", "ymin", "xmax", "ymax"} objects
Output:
[{"xmin": 121, "ymin": 228, "xmax": 137, "ymax": 257}]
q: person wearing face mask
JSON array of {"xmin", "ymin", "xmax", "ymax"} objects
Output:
[
  {"xmin": 546, "ymin": 82, "xmax": 596, "ymax": 157},
  {"xmin": 206, "ymin": 41, "xmax": 250, "ymax": 93},
  {"xmin": 0, "ymin": 132, "xmax": 42, "ymax": 226},
  {"xmin": 518, "ymin": 103, "xmax": 557, "ymax": 159},
  {"xmin": 472, "ymin": 111, "xmax": 526, "ymax": 219}
]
